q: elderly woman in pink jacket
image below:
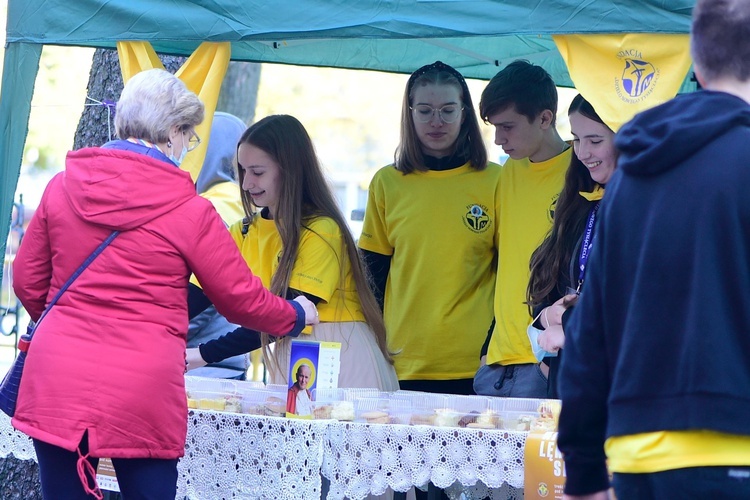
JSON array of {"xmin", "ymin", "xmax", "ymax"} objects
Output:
[{"xmin": 12, "ymin": 68, "xmax": 318, "ymax": 499}]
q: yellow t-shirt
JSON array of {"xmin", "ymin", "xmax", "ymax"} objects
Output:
[
  {"xmin": 359, "ymin": 162, "xmax": 501, "ymax": 381},
  {"xmin": 228, "ymin": 214, "xmax": 364, "ymax": 323},
  {"xmin": 606, "ymin": 431, "xmax": 750, "ymax": 473},
  {"xmin": 200, "ymin": 182, "xmax": 244, "ymax": 227},
  {"xmin": 189, "ymin": 182, "xmax": 245, "ymax": 288},
  {"xmin": 486, "ymin": 149, "xmax": 571, "ymax": 366}
]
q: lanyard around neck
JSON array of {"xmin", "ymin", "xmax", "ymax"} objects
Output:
[{"xmin": 577, "ymin": 201, "xmax": 601, "ymax": 293}]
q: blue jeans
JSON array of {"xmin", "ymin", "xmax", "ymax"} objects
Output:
[
  {"xmin": 473, "ymin": 362, "xmax": 548, "ymax": 398},
  {"xmin": 613, "ymin": 466, "xmax": 750, "ymax": 499}
]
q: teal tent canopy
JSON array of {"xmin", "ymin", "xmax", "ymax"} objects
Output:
[{"xmin": 0, "ymin": 0, "xmax": 695, "ymax": 278}]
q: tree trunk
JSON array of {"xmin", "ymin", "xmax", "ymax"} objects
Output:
[
  {"xmin": 216, "ymin": 61, "xmax": 262, "ymax": 125},
  {"xmin": 73, "ymin": 49, "xmax": 187, "ymax": 150},
  {"xmin": 0, "ymin": 456, "xmax": 41, "ymax": 500}
]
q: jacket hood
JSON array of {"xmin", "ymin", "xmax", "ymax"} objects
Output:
[
  {"xmin": 195, "ymin": 112, "xmax": 246, "ymax": 194},
  {"xmin": 63, "ymin": 147, "xmax": 197, "ymax": 231},
  {"xmin": 616, "ymin": 90, "xmax": 750, "ymax": 176}
]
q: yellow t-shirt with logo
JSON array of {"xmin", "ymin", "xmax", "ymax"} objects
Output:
[
  {"xmin": 358, "ymin": 162, "xmax": 501, "ymax": 380},
  {"xmin": 606, "ymin": 431, "xmax": 750, "ymax": 473},
  {"xmin": 486, "ymin": 149, "xmax": 571, "ymax": 366},
  {"xmin": 228, "ymin": 214, "xmax": 364, "ymax": 323}
]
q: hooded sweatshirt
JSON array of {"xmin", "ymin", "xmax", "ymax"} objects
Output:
[
  {"xmin": 188, "ymin": 112, "xmax": 249, "ymax": 378},
  {"xmin": 557, "ymin": 91, "xmax": 750, "ymax": 494},
  {"xmin": 12, "ymin": 143, "xmax": 303, "ymax": 459}
]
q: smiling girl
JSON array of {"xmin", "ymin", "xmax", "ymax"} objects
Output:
[
  {"xmin": 188, "ymin": 114, "xmax": 398, "ymax": 391},
  {"xmin": 526, "ymin": 94, "xmax": 617, "ymax": 398}
]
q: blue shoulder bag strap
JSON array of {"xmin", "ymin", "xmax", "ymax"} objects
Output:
[{"xmin": 21, "ymin": 230, "xmax": 120, "ymax": 347}]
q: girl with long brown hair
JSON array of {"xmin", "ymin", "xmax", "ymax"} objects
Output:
[
  {"xmin": 526, "ymin": 94, "xmax": 617, "ymax": 398},
  {"xmin": 359, "ymin": 61, "xmax": 500, "ymax": 397},
  {"xmin": 188, "ymin": 114, "xmax": 397, "ymax": 390}
]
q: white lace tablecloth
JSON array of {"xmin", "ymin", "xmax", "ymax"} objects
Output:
[
  {"xmin": 1, "ymin": 412, "xmax": 527, "ymax": 499},
  {"xmin": 322, "ymin": 421, "xmax": 526, "ymax": 500},
  {"xmin": 0, "ymin": 411, "xmax": 326, "ymax": 500},
  {"xmin": 0, "ymin": 413, "xmax": 36, "ymax": 461},
  {"xmin": 181, "ymin": 410, "xmax": 326, "ymax": 499}
]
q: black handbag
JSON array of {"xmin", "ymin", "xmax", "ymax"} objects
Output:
[{"xmin": 0, "ymin": 231, "xmax": 119, "ymax": 417}]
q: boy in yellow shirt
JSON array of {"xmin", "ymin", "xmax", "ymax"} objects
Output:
[{"xmin": 474, "ymin": 60, "xmax": 571, "ymax": 398}]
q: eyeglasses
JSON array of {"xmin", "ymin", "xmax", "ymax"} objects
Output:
[
  {"xmin": 410, "ymin": 104, "xmax": 464, "ymax": 123},
  {"xmin": 185, "ymin": 130, "xmax": 201, "ymax": 152}
]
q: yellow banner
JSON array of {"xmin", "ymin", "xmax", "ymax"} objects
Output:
[
  {"xmin": 116, "ymin": 41, "xmax": 164, "ymax": 83},
  {"xmin": 553, "ymin": 34, "xmax": 692, "ymax": 132},
  {"xmin": 116, "ymin": 41, "xmax": 231, "ymax": 181},
  {"xmin": 524, "ymin": 431, "xmax": 565, "ymax": 499}
]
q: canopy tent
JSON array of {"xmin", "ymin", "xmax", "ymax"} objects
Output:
[{"xmin": 0, "ymin": 0, "xmax": 696, "ymax": 274}]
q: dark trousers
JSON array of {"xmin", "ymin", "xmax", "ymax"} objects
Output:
[
  {"xmin": 398, "ymin": 378, "xmax": 475, "ymax": 396},
  {"xmin": 613, "ymin": 466, "xmax": 750, "ymax": 500},
  {"xmin": 33, "ymin": 437, "xmax": 178, "ymax": 500}
]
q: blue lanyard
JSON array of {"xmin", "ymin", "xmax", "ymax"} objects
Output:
[{"xmin": 577, "ymin": 201, "xmax": 600, "ymax": 293}]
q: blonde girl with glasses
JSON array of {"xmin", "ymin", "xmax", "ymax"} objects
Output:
[{"xmin": 358, "ymin": 61, "xmax": 502, "ymax": 398}]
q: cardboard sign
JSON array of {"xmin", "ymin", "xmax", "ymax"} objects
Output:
[
  {"xmin": 285, "ymin": 340, "xmax": 341, "ymax": 418},
  {"xmin": 524, "ymin": 431, "xmax": 565, "ymax": 499}
]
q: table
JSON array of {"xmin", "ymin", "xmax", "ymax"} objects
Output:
[
  {"xmin": 322, "ymin": 420, "xmax": 526, "ymax": 500},
  {"xmin": 1, "ymin": 411, "xmax": 528, "ymax": 499},
  {"xmin": 1, "ymin": 411, "xmax": 326, "ymax": 500}
]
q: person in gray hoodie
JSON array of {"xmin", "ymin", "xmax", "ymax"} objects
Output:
[{"xmin": 187, "ymin": 111, "xmax": 249, "ymax": 379}]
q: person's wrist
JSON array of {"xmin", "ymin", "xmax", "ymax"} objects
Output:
[
  {"xmin": 196, "ymin": 344, "xmax": 210, "ymax": 365},
  {"xmin": 287, "ymin": 300, "xmax": 305, "ymax": 337}
]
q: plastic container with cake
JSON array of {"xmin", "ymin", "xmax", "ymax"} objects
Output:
[
  {"xmin": 184, "ymin": 375, "xmax": 239, "ymax": 397},
  {"xmin": 184, "ymin": 375, "xmax": 241, "ymax": 412},
  {"xmin": 255, "ymin": 385, "xmax": 288, "ymax": 417},
  {"xmin": 312, "ymin": 387, "xmax": 383, "ymax": 421},
  {"xmin": 355, "ymin": 396, "xmax": 401, "ymax": 425},
  {"xmin": 186, "ymin": 390, "xmax": 244, "ymax": 412},
  {"xmin": 449, "ymin": 395, "xmax": 499, "ymax": 429},
  {"xmin": 390, "ymin": 392, "xmax": 445, "ymax": 427},
  {"xmin": 399, "ymin": 393, "xmax": 469, "ymax": 428},
  {"xmin": 467, "ymin": 396, "xmax": 504, "ymax": 430},
  {"xmin": 531, "ymin": 399, "xmax": 561, "ymax": 432},
  {"xmin": 310, "ymin": 388, "xmax": 350, "ymax": 421},
  {"xmin": 234, "ymin": 379, "xmax": 266, "ymax": 390},
  {"xmin": 498, "ymin": 397, "xmax": 543, "ymax": 431},
  {"xmin": 231, "ymin": 387, "xmax": 269, "ymax": 415},
  {"xmin": 429, "ymin": 395, "xmax": 471, "ymax": 428}
]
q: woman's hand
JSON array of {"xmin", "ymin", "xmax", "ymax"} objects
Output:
[
  {"xmin": 186, "ymin": 347, "xmax": 208, "ymax": 371},
  {"xmin": 293, "ymin": 296, "xmax": 320, "ymax": 325},
  {"xmin": 542, "ymin": 294, "xmax": 579, "ymax": 328},
  {"xmin": 539, "ymin": 324, "xmax": 565, "ymax": 352}
]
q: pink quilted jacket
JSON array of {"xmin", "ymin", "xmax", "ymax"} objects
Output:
[{"xmin": 12, "ymin": 146, "xmax": 297, "ymax": 459}]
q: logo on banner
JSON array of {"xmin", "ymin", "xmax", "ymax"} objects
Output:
[
  {"xmin": 614, "ymin": 49, "xmax": 660, "ymax": 104},
  {"xmin": 537, "ymin": 482, "xmax": 550, "ymax": 497}
]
